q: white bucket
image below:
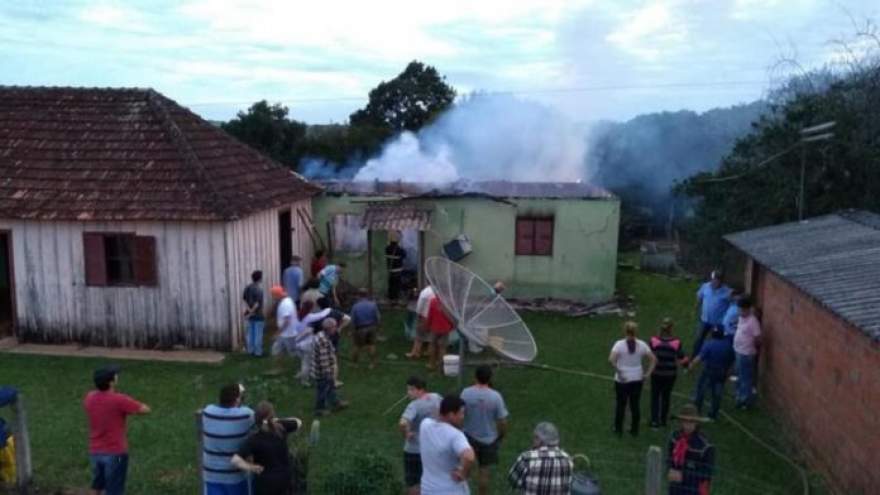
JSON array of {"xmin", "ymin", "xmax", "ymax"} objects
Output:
[{"xmin": 443, "ymin": 354, "xmax": 460, "ymax": 377}]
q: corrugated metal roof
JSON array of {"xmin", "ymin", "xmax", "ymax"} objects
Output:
[
  {"xmin": 724, "ymin": 210, "xmax": 880, "ymax": 340},
  {"xmin": 319, "ymin": 180, "xmax": 615, "ymax": 200},
  {"xmin": 362, "ymin": 204, "xmax": 432, "ymax": 231},
  {"xmin": 0, "ymin": 86, "xmax": 320, "ymax": 221}
]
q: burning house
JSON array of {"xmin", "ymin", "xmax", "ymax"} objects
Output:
[
  {"xmin": 0, "ymin": 87, "xmax": 319, "ymax": 349},
  {"xmin": 312, "ymin": 180, "xmax": 620, "ymax": 303}
]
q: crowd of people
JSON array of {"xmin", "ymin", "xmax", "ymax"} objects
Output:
[{"xmin": 79, "ymin": 261, "xmax": 759, "ymax": 494}]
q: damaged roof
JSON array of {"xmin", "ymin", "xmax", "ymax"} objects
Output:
[
  {"xmin": 318, "ymin": 180, "xmax": 615, "ymax": 200},
  {"xmin": 0, "ymin": 86, "xmax": 320, "ymax": 221},
  {"xmin": 725, "ymin": 210, "xmax": 880, "ymax": 340}
]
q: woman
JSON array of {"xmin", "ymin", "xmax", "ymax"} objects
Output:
[
  {"xmin": 649, "ymin": 318, "xmax": 688, "ymax": 427},
  {"xmin": 609, "ymin": 321, "xmax": 656, "ymax": 437},
  {"xmin": 231, "ymin": 401, "xmax": 302, "ymax": 495},
  {"xmin": 667, "ymin": 404, "xmax": 714, "ymax": 495}
]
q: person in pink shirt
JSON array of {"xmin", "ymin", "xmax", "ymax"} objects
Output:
[
  {"xmin": 83, "ymin": 365, "xmax": 150, "ymax": 495},
  {"xmin": 732, "ymin": 297, "xmax": 762, "ymax": 409}
]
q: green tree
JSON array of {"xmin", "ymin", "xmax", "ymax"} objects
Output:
[
  {"xmin": 221, "ymin": 100, "xmax": 307, "ymax": 167},
  {"xmin": 349, "ymin": 60, "xmax": 456, "ymax": 132}
]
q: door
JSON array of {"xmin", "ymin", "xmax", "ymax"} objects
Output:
[
  {"xmin": 278, "ymin": 210, "xmax": 293, "ymax": 278},
  {"xmin": 0, "ymin": 232, "xmax": 14, "ymax": 338}
]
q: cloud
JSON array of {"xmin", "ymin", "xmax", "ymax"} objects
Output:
[{"xmin": 605, "ymin": 1, "xmax": 689, "ymax": 62}]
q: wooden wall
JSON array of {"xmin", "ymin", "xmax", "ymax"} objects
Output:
[
  {"xmin": 0, "ymin": 219, "xmax": 231, "ymax": 348},
  {"xmin": 224, "ymin": 199, "xmax": 314, "ymax": 348}
]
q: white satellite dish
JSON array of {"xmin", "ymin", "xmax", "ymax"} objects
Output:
[{"xmin": 425, "ymin": 256, "xmax": 537, "ymax": 363}]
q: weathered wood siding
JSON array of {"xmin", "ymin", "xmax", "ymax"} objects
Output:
[
  {"xmin": 0, "ymin": 219, "xmax": 232, "ymax": 349},
  {"xmin": 224, "ymin": 200, "xmax": 313, "ymax": 347}
]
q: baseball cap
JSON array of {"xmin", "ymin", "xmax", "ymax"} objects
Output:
[{"xmin": 93, "ymin": 364, "xmax": 121, "ymax": 387}]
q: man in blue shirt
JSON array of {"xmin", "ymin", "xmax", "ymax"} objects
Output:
[
  {"xmin": 693, "ymin": 270, "xmax": 731, "ymax": 358},
  {"xmin": 721, "ymin": 288, "xmax": 743, "ymax": 347},
  {"xmin": 689, "ymin": 329, "xmax": 734, "ymax": 420},
  {"xmin": 202, "ymin": 384, "xmax": 254, "ymax": 495},
  {"xmin": 350, "ymin": 288, "xmax": 381, "ymax": 369},
  {"xmin": 282, "ymin": 255, "xmax": 304, "ymax": 308},
  {"xmin": 318, "ymin": 263, "xmax": 345, "ymax": 307}
]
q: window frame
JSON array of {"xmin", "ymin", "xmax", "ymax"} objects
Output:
[
  {"xmin": 515, "ymin": 216, "xmax": 555, "ymax": 257},
  {"xmin": 83, "ymin": 232, "xmax": 158, "ymax": 287}
]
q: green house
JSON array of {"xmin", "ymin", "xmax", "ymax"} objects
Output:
[{"xmin": 311, "ymin": 181, "xmax": 620, "ymax": 303}]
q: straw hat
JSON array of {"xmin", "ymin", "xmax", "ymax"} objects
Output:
[{"xmin": 674, "ymin": 404, "xmax": 709, "ymax": 423}]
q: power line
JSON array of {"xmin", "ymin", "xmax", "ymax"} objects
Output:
[{"xmin": 185, "ymin": 79, "xmax": 770, "ymax": 107}]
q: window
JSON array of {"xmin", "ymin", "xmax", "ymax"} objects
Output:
[
  {"xmin": 83, "ymin": 233, "xmax": 157, "ymax": 287},
  {"xmin": 515, "ymin": 217, "xmax": 554, "ymax": 256},
  {"xmin": 331, "ymin": 214, "xmax": 367, "ymax": 253}
]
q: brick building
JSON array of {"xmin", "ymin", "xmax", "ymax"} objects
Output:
[{"xmin": 725, "ymin": 210, "xmax": 880, "ymax": 495}]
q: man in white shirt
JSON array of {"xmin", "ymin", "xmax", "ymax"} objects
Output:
[
  {"xmin": 269, "ymin": 285, "xmax": 300, "ymax": 375},
  {"xmin": 407, "ymin": 285, "xmax": 435, "ymax": 359},
  {"xmin": 419, "ymin": 395, "xmax": 475, "ymax": 495}
]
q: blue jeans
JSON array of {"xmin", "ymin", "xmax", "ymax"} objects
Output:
[
  {"xmin": 735, "ymin": 353, "xmax": 756, "ymax": 406},
  {"xmin": 245, "ymin": 319, "xmax": 264, "ymax": 356},
  {"xmin": 204, "ymin": 480, "xmax": 249, "ymax": 495},
  {"xmin": 90, "ymin": 454, "xmax": 129, "ymax": 495},
  {"xmin": 315, "ymin": 377, "xmax": 339, "ymax": 412},
  {"xmin": 693, "ymin": 369, "xmax": 725, "ymax": 419}
]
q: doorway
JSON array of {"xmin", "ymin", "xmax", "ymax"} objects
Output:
[
  {"xmin": 278, "ymin": 210, "xmax": 293, "ymax": 279},
  {"xmin": 0, "ymin": 232, "xmax": 14, "ymax": 338}
]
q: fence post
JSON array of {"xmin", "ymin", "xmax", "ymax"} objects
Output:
[
  {"xmin": 195, "ymin": 410, "xmax": 203, "ymax": 486},
  {"xmin": 12, "ymin": 394, "xmax": 32, "ymax": 495},
  {"xmin": 645, "ymin": 445, "xmax": 663, "ymax": 495}
]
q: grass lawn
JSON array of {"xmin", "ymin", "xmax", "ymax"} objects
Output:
[{"xmin": 0, "ymin": 266, "xmax": 826, "ymax": 494}]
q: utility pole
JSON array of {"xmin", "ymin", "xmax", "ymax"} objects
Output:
[{"xmin": 798, "ymin": 121, "xmax": 836, "ymax": 221}]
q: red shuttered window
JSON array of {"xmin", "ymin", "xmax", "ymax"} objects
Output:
[
  {"xmin": 515, "ymin": 217, "xmax": 554, "ymax": 256},
  {"xmin": 83, "ymin": 233, "xmax": 158, "ymax": 287}
]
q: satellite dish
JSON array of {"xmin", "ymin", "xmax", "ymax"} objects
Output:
[{"xmin": 425, "ymin": 256, "xmax": 537, "ymax": 362}]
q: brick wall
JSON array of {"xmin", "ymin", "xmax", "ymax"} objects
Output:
[{"xmin": 751, "ymin": 263, "xmax": 880, "ymax": 494}]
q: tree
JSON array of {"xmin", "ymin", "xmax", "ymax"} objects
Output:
[
  {"xmin": 349, "ymin": 60, "xmax": 456, "ymax": 133},
  {"xmin": 221, "ymin": 101, "xmax": 307, "ymax": 167}
]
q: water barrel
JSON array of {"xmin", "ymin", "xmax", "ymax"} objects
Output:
[{"xmin": 443, "ymin": 354, "xmax": 460, "ymax": 377}]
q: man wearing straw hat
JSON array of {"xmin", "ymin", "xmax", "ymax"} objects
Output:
[
  {"xmin": 507, "ymin": 422, "xmax": 573, "ymax": 495},
  {"xmin": 667, "ymin": 404, "xmax": 715, "ymax": 495}
]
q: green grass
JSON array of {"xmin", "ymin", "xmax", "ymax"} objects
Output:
[{"xmin": 0, "ymin": 266, "xmax": 825, "ymax": 494}]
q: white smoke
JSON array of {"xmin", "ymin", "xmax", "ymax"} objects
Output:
[{"xmin": 352, "ymin": 94, "xmax": 590, "ymax": 183}]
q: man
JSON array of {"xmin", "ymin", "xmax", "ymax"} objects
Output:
[
  {"xmin": 689, "ymin": 329, "xmax": 734, "ymax": 421},
  {"xmin": 419, "ymin": 395, "xmax": 475, "ymax": 495},
  {"xmin": 202, "ymin": 384, "xmax": 254, "ymax": 495},
  {"xmin": 385, "ymin": 233, "xmax": 406, "ymax": 305},
  {"xmin": 83, "ymin": 365, "xmax": 150, "ymax": 495},
  {"xmin": 399, "ymin": 376, "xmax": 442, "ymax": 495},
  {"xmin": 693, "ymin": 270, "xmax": 732, "ymax": 358},
  {"xmin": 312, "ymin": 318, "xmax": 349, "ymax": 416},
  {"xmin": 649, "ymin": 318, "xmax": 688, "ymax": 428},
  {"xmin": 507, "ymin": 422, "xmax": 573, "ymax": 495},
  {"xmin": 425, "ymin": 294, "xmax": 455, "ymax": 371},
  {"xmin": 461, "ymin": 366, "xmax": 509, "ymax": 495},
  {"xmin": 318, "ymin": 262, "xmax": 346, "ymax": 307},
  {"xmin": 407, "ymin": 285, "xmax": 435, "ymax": 359},
  {"xmin": 733, "ymin": 296, "xmax": 761, "ymax": 409},
  {"xmin": 350, "ymin": 288, "xmax": 381, "ymax": 369},
  {"xmin": 282, "ymin": 256, "xmax": 304, "ymax": 308},
  {"xmin": 667, "ymin": 404, "xmax": 714, "ymax": 495},
  {"xmin": 242, "ymin": 270, "xmax": 265, "ymax": 357},
  {"xmin": 269, "ymin": 286, "xmax": 300, "ymax": 371},
  {"xmin": 311, "ymin": 297, "xmax": 352, "ymax": 387},
  {"xmin": 721, "ymin": 288, "xmax": 742, "ymax": 346}
]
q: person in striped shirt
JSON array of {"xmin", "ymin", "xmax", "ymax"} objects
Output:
[
  {"xmin": 507, "ymin": 422, "xmax": 573, "ymax": 495},
  {"xmin": 202, "ymin": 384, "xmax": 255, "ymax": 495}
]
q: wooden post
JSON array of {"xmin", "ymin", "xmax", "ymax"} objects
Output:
[
  {"xmin": 645, "ymin": 445, "xmax": 663, "ymax": 495},
  {"xmin": 194, "ymin": 410, "xmax": 203, "ymax": 486},
  {"xmin": 366, "ymin": 230, "xmax": 373, "ymax": 297},
  {"xmin": 12, "ymin": 395, "xmax": 32, "ymax": 495}
]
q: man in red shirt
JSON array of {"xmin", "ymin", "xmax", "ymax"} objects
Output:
[
  {"xmin": 426, "ymin": 296, "xmax": 456, "ymax": 371},
  {"xmin": 83, "ymin": 365, "xmax": 150, "ymax": 495}
]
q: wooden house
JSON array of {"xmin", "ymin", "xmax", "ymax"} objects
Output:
[{"xmin": 0, "ymin": 86, "xmax": 320, "ymax": 349}]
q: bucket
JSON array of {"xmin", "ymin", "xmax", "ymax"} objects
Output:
[
  {"xmin": 570, "ymin": 454, "xmax": 601, "ymax": 495},
  {"xmin": 443, "ymin": 354, "xmax": 460, "ymax": 377}
]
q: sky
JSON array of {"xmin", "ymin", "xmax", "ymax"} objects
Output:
[{"xmin": 1, "ymin": 0, "xmax": 877, "ymax": 124}]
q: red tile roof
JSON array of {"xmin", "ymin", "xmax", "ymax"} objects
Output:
[{"xmin": 0, "ymin": 86, "xmax": 320, "ymax": 221}]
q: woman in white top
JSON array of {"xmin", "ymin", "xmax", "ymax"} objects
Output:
[{"xmin": 609, "ymin": 321, "xmax": 657, "ymax": 437}]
